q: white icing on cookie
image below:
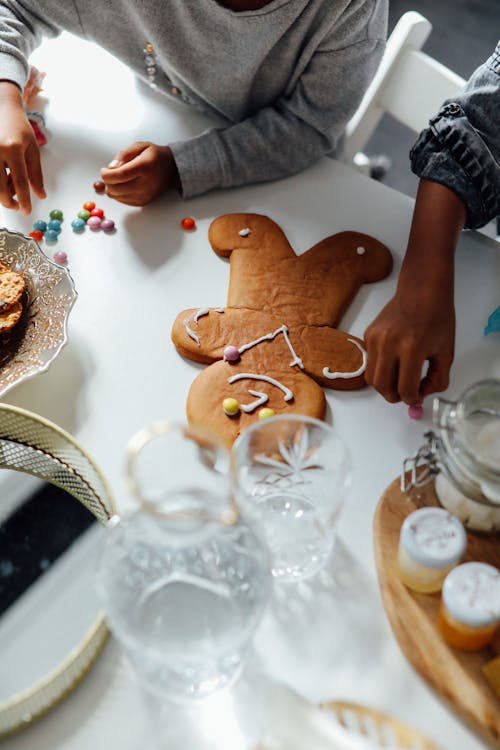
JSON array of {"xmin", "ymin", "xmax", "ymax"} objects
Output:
[
  {"xmin": 240, "ymin": 389, "xmax": 268, "ymax": 413},
  {"xmin": 239, "ymin": 228, "xmax": 251, "ymax": 237},
  {"xmin": 322, "ymin": 338, "xmax": 367, "ymax": 379},
  {"xmin": 184, "ymin": 307, "xmax": 224, "ymax": 345},
  {"xmin": 356, "ymin": 246, "xmax": 366, "ymax": 255},
  {"xmin": 194, "ymin": 307, "xmax": 209, "ymax": 323},
  {"xmin": 238, "ymin": 324, "xmax": 304, "ymax": 369},
  {"xmin": 228, "ymin": 372, "xmax": 293, "ymax": 402}
]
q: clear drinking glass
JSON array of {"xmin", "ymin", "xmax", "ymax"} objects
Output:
[
  {"xmin": 95, "ymin": 421, "xmax": 271, "ymax": 702},
  {"xmin": 232, "ymin": 415, "xmax": 351, "ymax": 582}
]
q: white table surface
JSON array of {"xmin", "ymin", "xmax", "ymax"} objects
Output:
[{"xmin": 1, "ymin": 31, "xmax": 499, "ymax": 750}]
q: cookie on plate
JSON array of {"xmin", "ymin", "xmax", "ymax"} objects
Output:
[
  {"xmin": 0, "ymin": 301, "xmax": 23, "ymax": 334},
  {"xmin": 0, "ymin": 265, "xmax": 25, "ymax": 312}
]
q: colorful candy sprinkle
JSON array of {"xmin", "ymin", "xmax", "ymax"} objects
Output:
[
  {"xmin": 83, "ymin": 201, "xmax": 96, "ymax": 211},
  {"xmin": 53, "ymin": 251, "xmax": 67, "ymax": 264},
  {"xmin": 49, "ymin": 209, "xmax": 63, "ymax": 221},
  {"xmin": 87, "ymin": 216, "xmax": 102, "ymax": 230},
  {"xmin": 29, "ymin": 229, "xmax": 44, "ymax": 241},
  {"xmin": 223, "ymin": 345, "xmax": 240, "ymax": 362},
  {"xmin": 258, "ymin": 408, "xmax": 275, "ymax": 420},
  {"xmin": 33, "ymin": 219, "xmax": 47, "ymax": 232},
  {"xmin": 100, "ymin": 218, "xmax": 115, "ymax": 232},
  {"xmin": 93, "ymin": 180, "xmax": 105, "ymax": 193},
  {"xmin": 48, "ymin": 219, "xmax": 62, "ymax": 232},
  {"xmin": 71, "ymin": 218, "xmax": 85, "ymax": 232},
  {"xmin": 408, "ymin": 404, "xmax": 424, "ymax": 420},
  {"xmin": 181, "ymin": 216, "xmax": 196, "ymax": 230},
  {"xmin": 90, "ymin": 207, "xmax": 104, "ymax": 218},
  {"xmin": 223, "ymin": 397, "xmax": 240, "ymax": 416},
  {"xmin": 77, "ymin": 209, "xmax": 91, "ymax": 221},
  {"xmin": 44, "ymin": 229, "xmax": 59, "ymax": 242}
]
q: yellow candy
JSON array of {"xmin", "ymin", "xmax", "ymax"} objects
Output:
[
  {"xmin": 258, "ymin": 407, "xmax": 275, "ymax": 420},
  {"xmin": 223, "ymin": 397, "xmax": 240, "ymax": 416}
]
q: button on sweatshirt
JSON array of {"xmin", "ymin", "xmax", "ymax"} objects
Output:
[{"xmin": 0, "ymin": 0, "xmax": 387, "ymax": 197}]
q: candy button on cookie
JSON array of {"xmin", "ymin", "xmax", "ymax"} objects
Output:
[
  {"xmin": 223, "ymin": 398, "xmax": 240, "ymax": 417},
  {"xmin": 223, "ymin": 345, "xmax": 240, "ymax": 363},
  {"xmin": 258, "ymin": 408, "xmax": 275, "ymax": 420}
]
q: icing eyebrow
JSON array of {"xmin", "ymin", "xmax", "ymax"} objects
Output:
[{"xmin": 239, "ymin": 227, "xmax": 251, "ymax": 237}]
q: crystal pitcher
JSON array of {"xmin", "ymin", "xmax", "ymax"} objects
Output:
[{"xmin": 96, "ymin": 421, "xmax": 271, "ymax": 701}]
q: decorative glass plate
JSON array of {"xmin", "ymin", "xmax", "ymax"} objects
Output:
[{"xmin": 0, "ymin": 228, "xmax": 77, "ymax": 396}]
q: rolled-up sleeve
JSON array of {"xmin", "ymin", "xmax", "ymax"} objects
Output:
[{"xmin": 410, "ymin": 42, "xmax": 500, "ymax": 229}]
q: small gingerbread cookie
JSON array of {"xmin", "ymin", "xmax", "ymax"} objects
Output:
[
  {"xmin": 172, "ymin": 213, "xmax": 393, "ymax": 445},
  {"xmin": 0, "ymin": 266, "xmax": 25, "ymax": 312},
  {"xmin": 0, "ymin": 301, "xmax": 23, "ymax": 334}
]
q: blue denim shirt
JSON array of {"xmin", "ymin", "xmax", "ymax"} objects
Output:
[{"xmin": 410, "ymin": 41, "xmax": 500, "ymax": 229}]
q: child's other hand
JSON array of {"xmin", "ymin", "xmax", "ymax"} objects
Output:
[
  {"xmin": 0, "ymin": 82, "xmax": 46, "ymax": 214},
  {"xmin": 100, "ymin": 142, "xmax": 180, "ymax": 206},
  {"xmin": 364, "ymin": 289, "xmax": 455, "ymax": 406}
]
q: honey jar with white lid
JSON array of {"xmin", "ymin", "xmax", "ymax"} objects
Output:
[
  {"xmin": 438, "ymin": 561, "xmax": 500, "ymax": 650},
  {"xmin": 398, "ymin": 507, "xmax": 467, "ymax": 593}
]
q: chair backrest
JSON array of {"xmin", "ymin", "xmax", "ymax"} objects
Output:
[{"xmin": 344, "ymin": 11, "xmax": 466, "ymax": 161}]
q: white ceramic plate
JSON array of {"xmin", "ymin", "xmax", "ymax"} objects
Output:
[{"xmin": 0, "ymin": 228, "xmax": 77, "ymax": 397}]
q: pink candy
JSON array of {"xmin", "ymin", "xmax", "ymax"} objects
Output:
[
  {"xmin": 100, "ymin": 218, "xmax": 115, "ymax": 232},
  {"xmin": 87, "ymin": 216, "xmax": 102, "ymax": 230},
  {"xmin": 408, "ymin": 404, "xmax": 424, "ymax": 420},
  {"xmin": 53, "ymin": 251, "xmax": 67, "ymax": 264},
  {"xmin": 223, "ymin": 345, "xmax": 240, "ymax": 362}
]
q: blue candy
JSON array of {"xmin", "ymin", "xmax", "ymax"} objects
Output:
[
  {"xmin": 48, "ymin": 219, "xmax": 62, "ymax": 232},
  {"xmin": 71, "ymin": 218, "xmax": 86, "ymax": 232},
  {"xmin": 44, "ymin": 229, "xmax": 59, "ymax": 242},
  {"xmin": 33, "ymin": 219, "xmax": 47, "ymax": 232}
]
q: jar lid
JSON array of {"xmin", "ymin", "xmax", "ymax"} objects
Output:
[
  {"xmin": 442, "ymin": 561, "xmax": 500, "ymax": 627},
  {"xmin": 400, "ymin": 507, "xmax": 466, "ymax": 569}
]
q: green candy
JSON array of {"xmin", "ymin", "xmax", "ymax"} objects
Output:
[
  {"xmin": 49, "ymin": 209, "xmax": 63, "ymax": 220},
  {"xmin": 77, "ymin": 209, "xmax": 91, "ymax": 221}
]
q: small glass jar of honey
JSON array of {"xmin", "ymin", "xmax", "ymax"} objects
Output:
[
  {"xmin": 439, "ymin": 562, "xmax": 500, "ymax": 650},
  {"xmin": 398, "ymin": 507, "xmax": 467, "ymax": 593}
]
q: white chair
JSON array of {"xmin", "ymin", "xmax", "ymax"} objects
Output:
[{"xmin": 344, "ymin": 11, "xmax": 466, "ymax": 165}]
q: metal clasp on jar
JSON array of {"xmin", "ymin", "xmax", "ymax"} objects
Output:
[{"xmin": 401, "ymin": 430, "xmax": 441, "ymax": 493}]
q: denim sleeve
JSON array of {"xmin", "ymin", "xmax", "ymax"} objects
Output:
[{"xmin": 410, "ymin": 42, "xmax": 500, "ymax": 229}]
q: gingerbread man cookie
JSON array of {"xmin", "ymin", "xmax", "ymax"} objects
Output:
[{"xmin": 172, "ymin": 213, "xmax": 393, "ymax": 445}]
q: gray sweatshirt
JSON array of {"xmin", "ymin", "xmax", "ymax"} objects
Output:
[{"xmin": 0, "ymin": 0, "xmax": 387, "ymax": 198}]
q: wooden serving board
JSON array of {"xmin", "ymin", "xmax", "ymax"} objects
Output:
[{"xmin": 373, "ymin": 477, "xmax": 500, "ymax": 748}]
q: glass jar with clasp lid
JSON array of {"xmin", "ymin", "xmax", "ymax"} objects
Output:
[{"xmin": 402, "ymin": 379, "xmax": 500, "ymax": 532}]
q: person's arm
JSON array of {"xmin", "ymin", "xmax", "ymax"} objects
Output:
[
  {"xmin": 364, "ymin": 178, "xmax": 465, "ymax": 405},
  {"xmin": 0, "ymin": 80, "xmax": 45, "ymax": 213},
  {"xmin": 365, "ymin": 41, "xmax": 500, "ymax": 405},
  {"xmin": 0, "ymin": 1, "xmax": 64, "ymax": 212},
  {"xmin": 100, "ymin": 27, "xmax": 387, "ymax": 204}
]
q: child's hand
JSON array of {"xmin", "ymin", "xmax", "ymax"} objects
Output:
[
  {"xmin": 364, "ymin": 289, "xmax": 455, "ymax": 406},
  {"xmin": 0, "ymin": 82, "xmax": 46, "ymax": 214},
  {"xmin": 100, "ymin": 142, "xmax": 180, "ymax": 206}
]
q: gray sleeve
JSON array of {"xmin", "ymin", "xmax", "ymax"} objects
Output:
[
  {"xmin": 0, "ymin": 1, "xmax": 68, "ymax": 89},
  {"xmin": 410, "ymin": 42, "xmax": 500, "ymax": 229},
  {"xmin": 170, "ymin": 37, "xmax": 386, "ymax": 199}
]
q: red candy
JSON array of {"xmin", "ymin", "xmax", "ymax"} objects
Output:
[
  {"xmin": 90, "ymin": 207, "xmax": 104, "ymax": 218},
  {"xmin": 83, "ymin": 201, "xmax": 96, "ymax": 211},
  {"xmin": 29, "ymin": 229, "xmax": 44, "ymax": 241},
  {"xmin": 181, "ymin": 216, "xmax": 196, "ymax": 230},
  {"xmin": 93, "ymin": 181, "xmax": 105, "ymax": 193}
]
